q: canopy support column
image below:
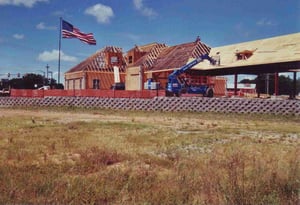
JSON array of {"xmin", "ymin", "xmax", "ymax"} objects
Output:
[
  {"xmin": 274, "ymin": 72, "xmax": 279, "ymax": 96},
  {"xmin": 292, "ymin": 71, "xmax": 297, "ymax": 99},
  {"xmin": 234, "ymin": 73, "xmax": 238, "ymax": 96}
]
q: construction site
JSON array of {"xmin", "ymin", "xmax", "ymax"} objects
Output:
[
  {"xmin": 2, "ymin": 1, "xmax": 300, "ymax": 204},
  {"xmin": 63, "ymin": 32, "xmax": 299, "ymax": 98},
  {"xmin": 1, "ymin": 32, "xmax": 300, "ymax": 115},
  {"xmin": 0, "ymin": 33, "xmax": 299, "ymax": 204}
]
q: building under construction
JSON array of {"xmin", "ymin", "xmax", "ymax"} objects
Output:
[
  {"xmin": 64, "ymin": 32, "xmax": 300, "ymax": 98},
  {"xmin": 64, "ymin": 46, "xmax": 126, "ymax": 90},
  {"xmin": 65, "ymin": 38, "xmax": 227, "ymax": 96}
]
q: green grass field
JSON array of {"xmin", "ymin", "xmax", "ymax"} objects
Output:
[{"xmin": 0, "ymin": 107, "xmax": 299, "ymax": 204}]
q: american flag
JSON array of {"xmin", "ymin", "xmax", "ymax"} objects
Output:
[{"xmin": 62, "ymin": 20, "xmax": 96, "ymax": 45}]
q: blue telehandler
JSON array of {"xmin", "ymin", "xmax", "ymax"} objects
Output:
[{"xmin": 165, "ymin": 54, "xmax": 216, "ymax": 97}]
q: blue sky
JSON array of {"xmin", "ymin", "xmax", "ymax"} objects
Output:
[{"xmin": 0, "ymin": 0, "xmax": 299, "ymax": 82}]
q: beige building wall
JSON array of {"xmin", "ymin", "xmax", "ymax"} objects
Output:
[
  {"xmin": 126, "ymin": 66, "xmax": 142, "ymax": 90},
  {"xmin": 65, "ymin": 72, "xmax": 84, "ymax": 90},
  {"xmin": 65, "ymin": 79, "xmax": 81, "ymax": 90}
]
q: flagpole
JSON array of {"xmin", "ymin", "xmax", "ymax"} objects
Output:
[{"xmin": 58, "ymin": 17, "xmax": 62, "ymax": 84}]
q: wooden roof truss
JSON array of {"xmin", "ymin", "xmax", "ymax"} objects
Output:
[{"xmin": 66, "ymin": 46, "xmax": 126, "ymax": 74}]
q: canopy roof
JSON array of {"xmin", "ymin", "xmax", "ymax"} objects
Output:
[{"xmin": 191, "ymin": 32, "xmax": 300, "ymax": 75}]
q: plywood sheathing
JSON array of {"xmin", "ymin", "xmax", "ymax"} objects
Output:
[{"xmin": 193, "ymin": 32, "xmax": 300, "ymax": 72}]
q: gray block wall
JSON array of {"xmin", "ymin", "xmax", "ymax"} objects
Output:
[{"xmin": 0, "ymin": 97, "xmax": 299, "ymax": 116}]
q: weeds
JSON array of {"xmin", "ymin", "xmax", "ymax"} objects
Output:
[{"xmin": 0, "ymin": 108, "xmax": 299, "ymax": 204}]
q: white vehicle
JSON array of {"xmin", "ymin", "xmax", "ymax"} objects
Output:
[
  {"xmin": 38, "ymin": 86, "xmax": 50, "ymax": 90},
  {"xmin": 0, "ymin": 88, "xmax": 10, "ymax": 96}
]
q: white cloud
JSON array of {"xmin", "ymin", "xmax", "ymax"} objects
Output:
[
  {"xmin": 133, "ymin": 0, "xmax": 143, "ymax": 9},
  {"xmin": 13, "ymin": 34, "xmax": 24, "ymax": 40},
  {"xmin": 0, "ymin": 0, "xmax": 48, "ymax": 8},
  {"xmin": 36, "ymin": 22, "xmax": 56, "ymax": 30},
  {"xmin": 37, "ymin": 50, "xmax": 78, "ymax": 62},
  {"xmin": 85, "ymin": 3, "xmax": 114, "ymax": 24},
  {"xmin": 256, "ymin": 18, "xmax": 277, "ymax": 26},
  {"xmin": 133, "ymin": 0, "xmax": 157, "ymax": 18}
]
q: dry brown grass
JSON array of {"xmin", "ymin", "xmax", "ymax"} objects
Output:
[{"xmin": 0, "ymin": 107, "xmax": 299, "ymax": 204}]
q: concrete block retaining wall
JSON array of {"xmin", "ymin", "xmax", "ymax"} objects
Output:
[{"xmin": 0, "ymin": 97, "xmax": 299, "ymax": 116}]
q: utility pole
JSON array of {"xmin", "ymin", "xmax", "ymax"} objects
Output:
[{"xmin": 46, "ymin": 64, "xmax": 49, "ymax": 79}]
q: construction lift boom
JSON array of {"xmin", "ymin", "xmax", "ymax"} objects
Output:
[{"xmin": 166, "ymin": 54, "xmax": 216, "ymax": 97}]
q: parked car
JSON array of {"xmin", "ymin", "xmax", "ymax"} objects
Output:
[
  {"xmin": 0, "ymin": 88, "xmax": 10, "ymax": 96},
  {"xmin": 38, "ymin": 86, "xmax": 50, "ymax": 90}
]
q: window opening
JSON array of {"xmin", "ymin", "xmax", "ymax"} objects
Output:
[{"xmin": 93, "ymin": 79, "xmax": 100, "ymax": 89}]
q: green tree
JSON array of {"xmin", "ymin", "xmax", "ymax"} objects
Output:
[
  {"xmin": 9, "ymin": 73, "xmax": 61, "ymax": 89},
  {"xmin": 22, "ymin": 73, "xmax": 45, "ymax": 89}
]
